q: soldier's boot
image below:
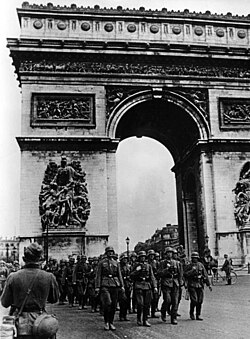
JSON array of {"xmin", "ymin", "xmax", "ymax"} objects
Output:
[
  {"xmin": 227, "ymin": 277, "xmax": 232, "ymax": 285},
  {"xmin": 137, "ymin": 309, "xmax": 142, "ymax": 326},
  {"xmin": 161, "ymin": 309, "xmax": 167, "ymax": 322},
  {"xmin": 196, "ymin": 304, "xmax": 203, "ymax": 321},
  {"xmin": 171, "ymin": 318, "xmax": 178, "ymax": 325},
  {"xmin": 190, "ymin": 303, "xmax": 195, "ymax": 320},
  {"xmin": 104, "ymin": 323, "xmax": 109, "ymax": 331},
  {"xmin": 143, "ymin": 311, "xmax": 151, "ymax": 327}
]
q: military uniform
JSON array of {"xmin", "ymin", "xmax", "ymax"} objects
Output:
[
  {"xmin": 95, "ymin": 247, "xmax": 124, "ymax": 331},
  {"xmin": 62, "ymin": 258, "xmax": 76, "ymax": 307},
  {"xmin": 157, "ymin": 247, "xmax": 182, "ymax": 324},
  {"xmin": 147, "ymin": 250, "xmax": 159, "ymax": 318},
  {"xmin": 184, "ymin": 252, "xmax": 212, "ymax": 320},
  {"xmin": 73, "ymin": 256, "xmax": 90, "ymax": 309},
  {"xmin": 130, "ymin": 251, "xmax": 157, "ymax": 327},
  {"xmin": 1, "ymin": 243, "xmax": 59, "ymax": 339},
  {"xmin": 119, "ymin": 254, "xmax": 132, "ymax": 321}
]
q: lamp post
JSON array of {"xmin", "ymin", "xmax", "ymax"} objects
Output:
[
  {"xmin": 5, "ymin": 243, "xmax": 9, "ymax": 263},
  {"xmin": 12, "ymin": 246, "xmax": 17, "ymax": 261},
  {"xmin": 205, "ymin": 234, "xmax": 209, "ymax": 248},
  {"xmin": 125, "ymin": 237, "xmax": 130, "ymax": 259}
]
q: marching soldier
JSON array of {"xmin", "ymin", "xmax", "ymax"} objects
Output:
[
  {"xmin": 95, "ymin": 246, "xmax": 124, "ymax": 331},
  {"xmin": 130, "ymin": 250, "xmax": 157, "ymax": 327},
  {"xmin": 184, "ymin": 251, "xmax": 212, "ymax": 321},
  {"xmin": 55, "ymin": 259, "xmax": 67, "ymax": 305},
  {"xmin": 119, "ymin": 254, "xmax": 132, "ymax": 321},
  {"xmin": 86, "ymin": 256, "xmax": 99, "ymax": 312},
  {"xmin": 129, "ymin": 252, "xmax": 138, "ymax": 314},
  {"xmin": 62, "ymin": 256, "xmax": 76, "ymax": 307},
  {"xmin": 157, "ymin": 247, "xmax": 182, "ymax": 325},
  {"xmin": 73, "ymin": 255, "xmax": 90, "ymax": 310},
  {"xmin": 147, "ymin": 249, "xmax": 159, "ymax": 318}
]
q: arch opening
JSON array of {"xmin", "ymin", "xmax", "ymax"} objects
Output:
[
  {"xmin": 116, "ymin": 136, "xmax": 177, "ymax": 251},
  {"xmin": 114, "ymin": 97, "xmax": 202, "ymax": 162}
]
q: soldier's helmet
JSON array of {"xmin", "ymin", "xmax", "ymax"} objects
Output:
[
  {"xmin": 138, "ymin": 250, "xmax": 147, "ymax": 257},
  {"xmin": 191, "ymin": 251, "xmax": 199, "ymax": 258},
  {"xmin": 120, "ymin": 254, "xmax": 128, "ymax": 261},
  {"xmin": 164, "ymin": 247, "xmax": 173, "ymax": 253},
  {"xmin": 155, "ymin": 252, "xmax": 160, "ymax": 257},
  {"xmin": 172, "ymin": 249, "xmax": 178, "ymax": 254},
  {"xmin": 105, "ymin": 246, "xmax": 115, "ymax": 254},
  {"xmin": 130, "ymin": 252, "xmax": 137, "ymax": 258},
  {"xmin": 81, "ymin": 255, "xmax": 87, "ymax": 260},
  {"xmin": 33, "ymin": 314, "xmax": 59, "ymax": 337},
  {"xmin": 147, "ymin": 249, "xmax": 155, "ymax": 256}
]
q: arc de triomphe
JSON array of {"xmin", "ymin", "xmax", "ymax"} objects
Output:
[{"xmin": 8, "ymin": 3, "xmax": 250, "ymax": 263}]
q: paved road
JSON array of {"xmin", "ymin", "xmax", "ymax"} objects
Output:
[
  {"xmin": 53, "ymin": 275, "xmax": 250, "ymax": 339},
  {"xmin": 1, "ymin": 275, "xmax": 249, "ymax": 338}
]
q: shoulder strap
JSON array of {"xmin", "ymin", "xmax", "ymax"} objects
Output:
[{"xmin": 17, "ymin": 270, "xmax": 40, "ymax": 316}]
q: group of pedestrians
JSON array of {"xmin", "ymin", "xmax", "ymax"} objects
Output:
[{"xmin": 0, "ymin": 243, "xmax": 214, "ymax": 335}]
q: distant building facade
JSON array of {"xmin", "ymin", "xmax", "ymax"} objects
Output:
[{"xmin": 0, "ymin": 237, "xmax": 19, "ymax": 262}]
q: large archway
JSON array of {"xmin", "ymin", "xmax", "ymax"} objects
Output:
[{"xmin": 110, "ymin": 90, "xmax": 210, "ymax": 255}]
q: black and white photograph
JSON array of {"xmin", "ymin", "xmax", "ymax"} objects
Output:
[{"xmin": 0, "ymin": 0, "xmax": 250, "ymax": 338}]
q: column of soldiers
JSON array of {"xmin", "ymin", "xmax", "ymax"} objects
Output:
[{"xmin": 5, "ymin": 245, "xmax": 211, "ymax": 331}]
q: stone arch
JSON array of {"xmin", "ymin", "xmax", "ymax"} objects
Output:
[{"xmin": 106, "ymin": 89, "xmax": 210, "ymax": 147}]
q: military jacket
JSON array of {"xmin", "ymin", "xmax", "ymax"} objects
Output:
[
  {"xmin": 184, "ymin": 261, "xmax": 210, "ymax": 288},
  {"xmin": 120, "ymin": 263, "xmax": 132, "ymax": 290},
  {"xmin": 1, "ymin": 263, "xmax": 59, "ymax": 311},
  {"xmin": 62, "ymin": 265, "xmax": 74, "ymax": 285},
  {"xmin": 95, "ymin": 258, "xmax": 124, "ymax": 289},
  {"xmin": 73, "ymin": 262, "xmax": 90, "ymax": 283},
  {"xmin": 130, "ymin": 262, "xmax": 157, "ymax": 290},
  {"xmin": 157, "ymin": 259, "xmax": 182, "ymax": 288}
]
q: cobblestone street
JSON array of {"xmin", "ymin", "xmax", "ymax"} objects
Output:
[
  {"xmin": 51, "ymin": 275, "xmax": 250, "ymax": 339},
  {"xmin": 1, "ymin": 274, "xmax": 249, "ymax": 338}
]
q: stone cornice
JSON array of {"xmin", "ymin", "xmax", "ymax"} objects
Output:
[
  {"xmin": 16, "ymin": 136, "xmax": 120, "ymax": 151},
  {"xmin": 20, "ymin": 2, "xmax": 250, "ymax": 22}
]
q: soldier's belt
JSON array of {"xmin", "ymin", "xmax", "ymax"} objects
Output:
[{"xmin": 137, "ymin": 277, "xmax": 150, "ymax": 282}]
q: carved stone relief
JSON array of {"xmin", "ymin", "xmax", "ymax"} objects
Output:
[
  {"xmin": 31, "ymin": 93, "xmax": 95, "ymax": 127},
  {"xmin": 39, "ymin": 156, "xmax": 90, "ymax": 232},
  {"xmin": 219, "ymin": 98, "xmax": 250, "ymax": 129},
  {"xmin": 19, "ymin": 60, "xmax": 250, "ymax": 79},
  {"xmin": 233, "ymin": 162, "xmax": 250, "ymax": 229}
]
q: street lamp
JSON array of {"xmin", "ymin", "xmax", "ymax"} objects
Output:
[
  {"xmin": 5, "ymin": 243, "xmax": 9, "ymax": 262},
  {"xmin": 125, "ymin": 237, "xmax": 130, "ymax": 259},
  {"xmin": 12, "ymin": 246, "xmax": 17, "ymax": 261},
  {"xmin": 205, "ymin": 234, "xmax": 209, "ymax": 248}
]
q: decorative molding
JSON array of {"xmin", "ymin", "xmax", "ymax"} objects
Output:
[
  {"xmin": 106, "ymin": 86, "xmax": 209, "ymax": 121},
  {"xmin": 219, "ymin": 98, "xmax": 250, "ymax": 129},
  {"xmin": 31, "ymin": 93, "xmax": 95, "ymax": 128},
  {"xmin": 39, "ymin": 156, "xmax": 90, "ymax": 232},
  {"xmin": 20, "ymin": 3, "xmax": 250, "ymax": 21},
  {"xmin": 19, "ymin": 60, "xmax": 250, "ymax": 80}
]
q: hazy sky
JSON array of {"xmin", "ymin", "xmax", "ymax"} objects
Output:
[{"xmin": 0, "ymin": 0, "xmax": 249, "ymax": 251}]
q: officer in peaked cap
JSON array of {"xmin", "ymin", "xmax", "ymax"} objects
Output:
[
  {"xmin": 95, "ymin": 246, "xmax": 124, "ymax": 331},
  {"xmin": 130, "ymin": 250, "xmax": 157, "ymax": 327},
  {"xmin": 73, "ymin": 253, "xmax": 90, "ymax": 310},
  {"xmin": 184, "ymin": 251, "xmax": 212, "ymax": 321},
  {"xmin": 1, "ymin": 243, "xmax": 59, "ymax": 339}
]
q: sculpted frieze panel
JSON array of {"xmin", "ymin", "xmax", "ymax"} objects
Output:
[
  {"xmin": 219, "ymin": 98, "xmax": 250, "ymax": 129},
  {"xmin": 31, "ymin": 93, "xmax": 95, "ymax": 128},
  {"xmin": 39, "ymin": 156, "xmax": 90, "ymax": 232},
  {"xmin": 233, "ymin": 162, "xmax": 250, "ymax": 230},
  {"xmin": 20, "ymin": 60, "xmax": 250, "ymax": 80}
]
